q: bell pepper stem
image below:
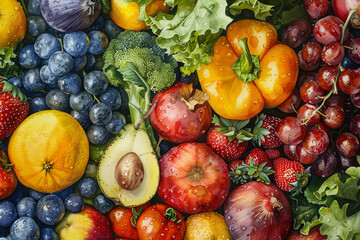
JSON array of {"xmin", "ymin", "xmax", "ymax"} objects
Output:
[{"xmin": 238, "ymin": 38, "xmax": 253, "ymax": 74}]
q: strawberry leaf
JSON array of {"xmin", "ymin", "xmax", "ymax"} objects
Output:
[
  {"xmin": 0, "ymin": 152, "xmax": 14, "ymax": 173},
  {"xmin": 0, "ymin": 80, "xmax": 28, "ymax": 103}
]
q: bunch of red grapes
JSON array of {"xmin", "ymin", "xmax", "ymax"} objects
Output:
[{"xmin": 276, "ymin": 0, "xmax": 360, "ymax": 178}]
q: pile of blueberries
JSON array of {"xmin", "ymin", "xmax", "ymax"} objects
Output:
[
  {"xmin": 8, "ymin": 0, "xmax": 126, "ymax": 146},
  {"xmin": 0, "ymin": 177, "xmax": 114, "ymax": 240}
]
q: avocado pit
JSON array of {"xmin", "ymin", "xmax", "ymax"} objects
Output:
[{"xmin": 115, "ymin": 152, "xmax": 144, "ymax": 190}]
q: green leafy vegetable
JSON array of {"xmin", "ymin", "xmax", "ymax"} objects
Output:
[
  {"xmin": 101, "ymin": 0, "xmax": 111, "ymax": 14},
  {"xmin": 229, "ymin": 0, "xmax": 274, "ymax": 20},
  {"xmin": 0, "ymin": 47, "xmax": 20, "ymax": 79}
]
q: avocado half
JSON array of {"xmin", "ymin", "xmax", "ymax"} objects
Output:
[{"xmin": 97, "ymin": 124, "xmax": 159, "ymax": 207}]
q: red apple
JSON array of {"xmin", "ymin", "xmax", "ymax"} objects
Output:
[
  {"xmin": 286, "ymin": 225, "xmax": 327, "ymax": 239},
  {"xmin": 150, "ymin": 82, "xmax": 212, "ymax": 143},
  {"xmin": 158, "ymin": 142, "xmax": 230, "ymax": 214},
  {"xmin": 55, "ymin": 205, "xmax": 113, "ymax": 240}
]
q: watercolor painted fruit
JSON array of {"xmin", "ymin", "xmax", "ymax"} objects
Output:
[
  {"xmin": 0, "ymin": 0, "xmax": 27, "ymax": 49},
  {"xmin": 8, "ymin": 110, "xmax": 89, "ymax": 193}
]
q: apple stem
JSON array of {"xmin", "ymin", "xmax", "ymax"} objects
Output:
[{"xmin": 135, "ymin": 100, "xmax": 159, "ymax": 130}]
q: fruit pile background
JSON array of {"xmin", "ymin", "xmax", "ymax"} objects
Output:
[{"xmin": 0, "ymin": 0, "xmax": 360, "ymax": 239}]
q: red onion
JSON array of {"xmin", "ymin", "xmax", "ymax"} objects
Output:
[{"xmin": 41, "ymin": 0, "xmax": 101, "ymax": 32}]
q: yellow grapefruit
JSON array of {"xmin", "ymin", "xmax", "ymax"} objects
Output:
[{"xmin": 8, "ymin": 110, "xmax": 89, "ymax": 193}]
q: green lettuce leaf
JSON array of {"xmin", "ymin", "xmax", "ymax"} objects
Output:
[
  {"xmin": 0, "ymin": 47, "xmax": 20, "ymax": 79},
  {"xmin": 319, "ymin": 201, "xmax": 360, "ymax": 240},
  {"xmin": 229, "ymin": 0, "xmax": 274, "ymax": 20}
]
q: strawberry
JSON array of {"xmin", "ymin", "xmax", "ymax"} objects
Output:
[
  {"xmin": 265, "ymin": 149, "xmax": 280, "ymax": 160},
  {"xmin": 0, "ymin": 150, "xmax": 17, "ymax": 200},
  {"xmin": 0, "ymin": 80, "xmax": 29, "ymax": 140},
  {"xmin": 253, "ymin": 115, "xmax": 283, "ymax": 148},
  {"xmin": 273, "ymin": 157, "xmax": 309, "ymax": 192},
  {"xmin": 229, "ymin": 159, "xmax": 244, "ymax": 171},
  {"xmin": 244, "ymin": 148, "xmax": 272, "ymax": 168}
]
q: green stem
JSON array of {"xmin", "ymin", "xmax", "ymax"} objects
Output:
[
  {"xmin": 238, "ymin": 38, "xmax": 253, "ymax": 74},
  {"xmin": 341, "ymin": 9, "xmax": 359, "ymax": 44},
  {"xmin": 19, "ymin": 0, "xmax": 28, "ymax": 16}
]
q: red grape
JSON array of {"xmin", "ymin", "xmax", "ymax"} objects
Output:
[
  {"xmin": 297, "ymin": 104, "xmax": 321, "ymax": 126},
  {"xmin": 278, "ymin": 88, "xmax": 301, "ymax": 113},
  {"xmin": 313, "ymin": 17, "xmax": 342, "ymax": 44},
  {"xmin": 276, "ymin": 117, "xmax": 306, "ymax": 145},
  {"xmin": 325, "ymin": 15, "xmax": 349, "ymax": 40},
  {"xmin": 350, "ymin": 114, "xmax": 360, "ymax": 139},
  {"xmin": 338, "ymin": 154, "xmax": 359, "ymax": 174},
  {"xmin": 336, "ymin": 132, "xmax": 360, "ymax": 158},
  {"xmin": 349, "ymin": 38, "xmax": 360, "ymax": 64},
  {"xmin": 295, "ymin": 143, "xmax": 319, "ymax": 164},
  {"xmin": 316, "ymin": 66, "xmax": 338, "ymax": 91},
  {"xmin": 300, "ymin": 80, "xmax": 325, "ymax": 104},
  {"xmin": 351, "ymin": 93, "xmax": 360, "ymax": 108},
  {"xmin": 325, "ymin": 92, "xmax": 346, "ymax": 108},
  {"xmin": 298, "ymin": 72, "xmax": 317, "ymax": 88},
  {"xmin": 302, "ymin": 128, "xmax": 330, "ymax": 155},
  {"xmin": 312, "ymin": 122, "xmax": 330, "ymax": 136},
  {"xmin": 344, "ymin": 33, "xmax": 355, "ymax": 46},
  {"xmin": 283, "ymin": 144, "xmax": 298, "ymax": 161},
  {"xmin": 305, "ymin": 0, "xmax": 329, "ymax": 18},
  {"xmin": 281, "ymin": 19, "xmax": 312, "ymax": 48},
  {"xmin": 322, "ymin": 105, "xmax": 345, "ymax": 128},
  {"xmin": 312, "ymin": 149, "xmax": 337, "ymax": 177},
  {"xmin": 321, "ymin": 42, "xmax": 345, "ymax": 66},
  {"xmin": 302, "ymin": 42, "xmax": 322, "ymax": 65},
  {"xmin": 338, "ymin": 69, "xmax": 360, "ymax": 95},
  {"xmin": 298, "ymin": 50, "xmax": 320, "ymax": 71}
]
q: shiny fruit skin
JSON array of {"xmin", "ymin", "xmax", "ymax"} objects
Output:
[
  {"xmin": 350, "ymin": 114, "xmax": 360, "ymax": 139},
  {"xmin": 300, "ymin": 81, "xmax": 325, "ymax": 105},
  {"xmin": 338, "ymin": 69, "xmax": 360, "ymax": 95},
  {"xmin": 313, "ymin": 149, "xmax": 337, "ymax": 178},
  {"xmin": 276, "ymin": 117, "xmax": 306, "ymax": 145},
  {"xmin": 224, "ymin": 182, "xmax": 291, "ymax": 240},
  {"xmin": 295, "ymin": 144, "xmax": 318, "ymax": 165},
  {"xmin": 273, "ymin": 157, "xmax": 305, "ymax": 192},
  {"xmin": 281, "ymin": 19, "xmax": 312, "ymax": 49},
  {"xmin": 297, "ymin": 104, "xmax": 321, "ymax": 126},
  {"xmin": 184, "ymin": 212, "xmax": 232, "ymax": 240},
  {"xmin": 158, "ymin": 142, "xmax": 230, "ymax": 214},
  {"xmin": 108, "ymin": 203, "xmax": 151, "ymax": 239},
  {"xmin": 336, "ymin": 132, "xmax": 360, "ymax": 158},
  {"xmin": 137, "ymin": 204, "xmax": 186, "ymax": 240},
  {"xmin": 322, "ymin": 106, "xmax": 345, "ymax": 128},
  {"xmin": 150, "ymin": 82, "xmax": 212, "ymax": 143},
  {"xmin": 302, "ymin": 128, "xmax": 329, "ymax": 155},
  {"xmin": 317, "ymin": 66, "xmax": 338, "ymax": 91},
  {"xmin": 286, "ymin": 225, "xmax": 327, "ymax": 240},
  {"xmin": 0, "ymin": 0, "xmax": 27, "ymax": 49},
  {"xmin": 109, "ymin": 0, "xmax": 169, "ymax": 31},
  {"xmin": 8, "ymin": 110, "xmax": 89, "ymax": 193},
  {"xmin": 278, "ymin": 88, "xmax": 301, "ymax": 113},
  {"xmin": 0, "ymin": 151, "xmax": 17, "ymax": 200}
]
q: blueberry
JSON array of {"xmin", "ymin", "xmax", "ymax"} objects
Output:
[
  {"xmin": 48, "ymin": 51, "xmax": 73, "ymax": 77},
  {"xmin": 88, "ymin": 31, "xmax": 109, "ymax": 55},
  {"xmin": 84, "ymin": 53, "xmax": 96, "ymax": 72},
  {"xmin": 63, "ymin": 193, "xmax": 84, "ymax": 213},
  {"xmin": 30, "ymin": 97, "xmax": 49, "ymax": 114},
  {"xmin": 0, "ymin": 200, "xmax": 17, "ymax": 227},
  {"xmin": 70, "ymin": 91, "xmax": 93, "ymax": 112},
  {"xmin": 40, "ymin": 65, "xmax": 58, "ymax": 84},
  {"xmin": 71, "ymin": 110, "xmax": 91, "ymax": 129},
  {"xmin": 72, "ymin": 55, "xmax": 87, "ymax": 72},
  {"xmin": 40, "ymin": 228, "xmax": 60, "ymax": 240},
  {"xmin": 57, "ymin": 73, "xmax": 81, "ymax": 94},
  {"xmin": 10, "ymin": 217, "xmax": 40, "ymax": 240},
  {"xmin": 27, "ymin": 15, "xmax": 47, "ymax": 37},
  {"xmin": 29, "ymin": 189, "xmax": 46, "ymax": 201},
  {"xmin": 89, "ymin": 103, "xmax": 112, "ymax": 125},
  {"xmin": 94, "ymin": 194, "xmax": 114, "ymax": 214},
  {"xmin": 53, "ymin": 186, "xmax": 73, "ymax": 200},
  {"xmin": 28, "ymin": 0, "xmax": 41, "ymax": 16},
  {"xmin": 84, "ymin": 71, "xmax": 109, "ymax": 95},
  {"xmin": 84, "ymin": 16, "xmax": 104, "ymax": 32},
  {"xmin": 44, "ymin": 83, "xmax": 59, "ymax": 91},
  {"xmin": 77, "ymin": 177, "xmax": 98, "ymax": 198},
  {"xmin": 45, "ymin": 89, "xmax": 70, "ymax": 112},
  {"xmin": 86, "ymin": 125, "xmax": 111, "ymax": 145},
  {"xmin": 36, "ymin": 195, "xmax": 65, "ymax": 225},
  {"xmin": 19, "ymin": 44, "xmax": 41, "ymax": 68},
  {"xmin": 99, "ymin": 87, "xmax": 122, "ymax": 110},
  {"xmin": 23, "ymin": 68, "xmax": 45, "ymax": 92},
  {"xmin": 105, "ymin": 112, "xmax": 126, "ymax": 134},
  {"xmin": 103, "ymin": 20, "xmax": 122, "ymax": 39},
  {"xmin": 17, "ymin": 197, "xmax": 36, "ymax": 218},
  {"xmin": 34, "ymin": 33, "xmax": 61, "ymax": 59},
  {"xmin": 63, "ymin": 32, "xmax": 90, "ymax": 57},
  {"xmin": 342, "ymin": 54, "xmax": 360, "ymax": 69},
  {"xmin": 8, "ymin": 77, "xmax": 23, "ymax": 88}
]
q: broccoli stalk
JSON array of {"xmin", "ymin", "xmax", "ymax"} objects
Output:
[{"xmin": 103, "ymin": 31, "xmax": 177, "ymax": 153}]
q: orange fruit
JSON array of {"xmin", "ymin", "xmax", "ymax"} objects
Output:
[
  {"xmin": 0, "ymin": 0, "xmax": 27, "ymax": 49},
  {"xmin": 8, "ymin": 110, "xmax": 89, "ymax": 193},
  {"xmin": 109, "ymin": 0, "xmax": 169, "ymax": 31}
]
